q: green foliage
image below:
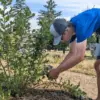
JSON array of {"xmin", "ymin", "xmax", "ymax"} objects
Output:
[
  {"xmin": 62, "ymin": 80, "xmax": 87, "ymax": 98},
  {"xmin": 0, "ymin": 85, "xmax": 10, "ymax": 100},
  {"xmin": 0, "ymin": 0, "xmax": 47, "ymax": 97},
  {"xmin": 53, "ymin": 42, "xmax": 68, "ymax": 53},
  {"xmin": 87, "ymin": 34, "xmax": 96, "ymax": 44},
  {"xmin": 43, "ymin": 77, "xmax": 87, "ymax": 99}
]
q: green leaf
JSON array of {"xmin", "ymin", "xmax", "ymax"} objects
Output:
[{"xmin": 4, "ymin": 16, "xmax": 9, "ymax": 22}]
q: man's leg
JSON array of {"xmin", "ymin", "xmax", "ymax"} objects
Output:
[
  {"xmin": 94, "ymin": 43, "xmax": 100, "ymax": 100},
  {"xmin": 94, "ymin": 59, "xmax": 100, "ymax": 100}
]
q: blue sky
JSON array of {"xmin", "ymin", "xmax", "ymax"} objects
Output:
[{"xmin": 23, "ymin": 0, "xmax": 100, "ymax": 29}]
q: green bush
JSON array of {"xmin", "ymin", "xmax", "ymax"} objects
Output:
[
  {"xmin": 0, "ymin": 84, "xmax": 10, "ymax": 100},
  {"xmin": 0, "ymin": 0, "xmax": 47, "ymax": 97}
]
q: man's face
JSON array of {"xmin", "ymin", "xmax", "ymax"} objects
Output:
[{"xmin": 61, "ymin": 27, "xmax": 73, "ymax": 43}]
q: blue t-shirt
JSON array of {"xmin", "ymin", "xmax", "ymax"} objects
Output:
[{"xmin": 70, "ymin": 8, "xmax": 100, "ymax": 43}]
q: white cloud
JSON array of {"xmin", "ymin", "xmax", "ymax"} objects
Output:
[
  {"xmin": 65, "ymin": 16, "xmax": 71, "ymax": 21},
  {"xmin": 55, "ymin": 0, "xmax": 100, "ymax": 17},
  {"xmin": 0, "ymin": 5, "xmax": 3, "ymax": 9},
  {"xmin": 29, "ymin": 12, "xmax": 40, "ymax": 29},
  {"xmin": 26, "ymin": 0, "xmax": 46, "ymax": 4},
  {"xmin": 54, "ymin": 0, "xmax": 100, "ymax": 6},
  {"xmin": 27, "ymin": 0, "xmax": 100, "ymax": 7},
  {"xmin": 33, "ymin": 12, "xmax": 39, "ymax": 18},
  {"xmin": 27, "ymin": 0, "xmax": 100, "ymax": 29},
  {"xmin": 29, "ymin": 18, "xmax": 40, "ymax": 30},
  {"xmin": 28, "ymin": 0, "xmax": 100, "ymax": 17}
]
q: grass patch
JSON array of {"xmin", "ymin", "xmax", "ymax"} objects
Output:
[
  {"xmin": 45, "ymin": 50, "xmax": 96, "ymax": 76},
  {"xmin": 69, "ymin": 59, "xmax": 96, "ymax": 76}
]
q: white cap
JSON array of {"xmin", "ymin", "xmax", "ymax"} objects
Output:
[{"xmin": 50, "ymin": 24, "xmax": 62, "ymax": 45}]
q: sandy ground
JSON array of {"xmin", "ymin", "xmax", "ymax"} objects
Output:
[{"xmin": 59, "ymin": 71, "xmax": 97, "ymax": 99}]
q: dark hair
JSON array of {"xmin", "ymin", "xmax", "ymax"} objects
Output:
[{"xmin": 67, "ymin": 21, "xmax": 73, "ymax": 27}]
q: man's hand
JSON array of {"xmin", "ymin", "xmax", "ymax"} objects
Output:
[{"xmin": 48, "ymin": 68, "xmax": 60, "ymax": 79}]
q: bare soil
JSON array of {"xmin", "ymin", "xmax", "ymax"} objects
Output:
[
  {"xmin": 11, "ymin": 90, "xmax": 74, "ymax": 100},
  {"xmin": 11, "ymin": 71, "xmax": 97, "ymax": 100},
  {"xmin": 59, "ymin": 71, "xmax": 97, "ymax": 99}
]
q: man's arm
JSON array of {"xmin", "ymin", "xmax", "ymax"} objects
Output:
[{"xmin": 57, "ymin": 40, "xmax": 87, "ymax": 73}]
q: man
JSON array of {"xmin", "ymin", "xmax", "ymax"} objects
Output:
[{"xmin": 49, "ymin": 8, "xmax": 100, "ymax": 100}]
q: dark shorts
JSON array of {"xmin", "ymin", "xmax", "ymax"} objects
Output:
[
  {"xmin": 96, "ymin": 27, "xmax": 100, "ymax": 35},
  {"xmin": 94, "ymin": 43, "xmax": 100, "ymax": 59},
  {"xmin": 95, "ymin": 28, "xmax": 100, "ymax": 59}
]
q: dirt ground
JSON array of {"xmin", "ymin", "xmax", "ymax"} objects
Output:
[
  {"xmin": 11, "ymin": 90, "xmax": 74, "ymax": 100},
  {"xmin": 59, "ymin": 71, "xmax": 97, "ymax": 99},
  {"xmin": 11, "ymin": 71, "xmax": 97, "ymax": 100}
]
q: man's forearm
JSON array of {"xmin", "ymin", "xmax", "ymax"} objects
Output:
[{"xmin": 57, "ymin": 54, "xmax": 83, "ymax": 73}]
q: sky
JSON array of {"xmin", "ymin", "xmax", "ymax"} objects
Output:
[{"xmin": 24, "ymin": 0, "xmax": 100, "ymax": 29}]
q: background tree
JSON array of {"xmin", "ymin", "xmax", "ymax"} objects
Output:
[
  {"xmin": 87, "ymin": 34, "xmax": 96, "ymax": 44},
  {"xmin": 38, "ymin": 0, "xmax": 62, "ymax": 50}
]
